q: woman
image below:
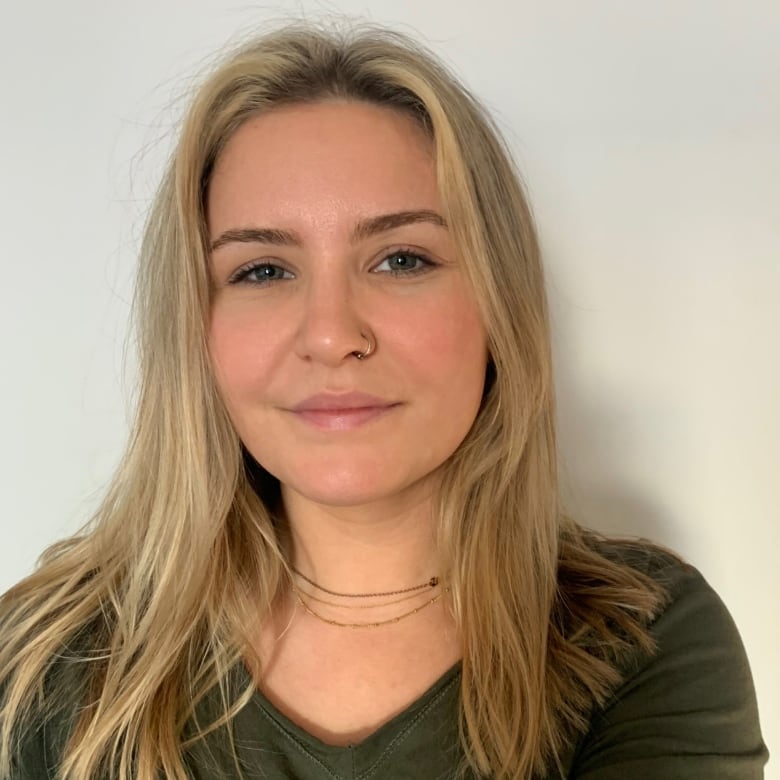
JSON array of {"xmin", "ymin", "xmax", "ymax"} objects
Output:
[{"xmin": 0, "ymin": 21, "xmax": 767, "ymax": 780}]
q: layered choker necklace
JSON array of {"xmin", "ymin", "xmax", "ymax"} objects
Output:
[{"xmin": 290, "ymin": 567, "xmax": 446, "ymax": 629}]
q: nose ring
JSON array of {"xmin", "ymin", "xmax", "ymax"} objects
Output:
[{"xmin": 352, "ymin": 332, "xmax": 375, "ymax": 360}]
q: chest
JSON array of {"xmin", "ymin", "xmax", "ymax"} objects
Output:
[{"xmin": 249, "ymin": 603, "xmax": 461, "ymax": 746}]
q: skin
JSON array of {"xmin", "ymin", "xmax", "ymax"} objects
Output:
[{"xmin": 207, "ymin": 100, "xmax": 488, "ymax": 743}]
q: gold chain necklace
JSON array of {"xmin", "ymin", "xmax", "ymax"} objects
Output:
[
  {"xmin": 292, "ymin": 567, "xmax": 439, "ymax": 598},
  {"xmin": 293, "ymin": 588, "xmax": 445, "ymax": 629},
  {"xmin": 296, "ymin": 587, "xmax": 434, "ymax": 610}
]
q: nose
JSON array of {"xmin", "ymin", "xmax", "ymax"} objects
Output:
[{"xmin": 293, "ymin": 272, "xmax": 371, "ymax": 366}]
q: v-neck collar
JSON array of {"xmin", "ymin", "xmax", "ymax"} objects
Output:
[{"xmin": 232, "ymin": 660, "xmax": 463, "ymax": 779}]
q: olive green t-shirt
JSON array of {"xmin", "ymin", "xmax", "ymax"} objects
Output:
[{"xmin": 11, "ymin": 553, "xmax": 769, "ymax": 778}]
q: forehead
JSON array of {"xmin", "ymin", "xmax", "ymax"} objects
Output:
[{"xmin": 206, "ymin": 100, "xmax": 440, "ymax": 237}]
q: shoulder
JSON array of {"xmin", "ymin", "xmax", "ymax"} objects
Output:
[
  {"xmin": 0, "ymin": 617, "xmax": 90, "ymax": 779},
  {"xmin": 566, "ymin": 541, "xmax": 769, "ymax": 778}
]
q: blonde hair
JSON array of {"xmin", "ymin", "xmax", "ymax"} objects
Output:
[{"xmin": 0, "ymin": 21, "xmax": 668, "ymax": 779}]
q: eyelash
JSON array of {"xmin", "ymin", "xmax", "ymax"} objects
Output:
[{"xmin": 227, "ymin": 248, "xmax": 436, "ymax": 286}]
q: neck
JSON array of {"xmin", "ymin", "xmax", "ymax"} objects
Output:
[{"xmin": 278, "ymin": 485, "xmax": 440, "ymax": 596}]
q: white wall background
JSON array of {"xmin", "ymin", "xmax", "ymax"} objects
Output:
[{"xmin": 1, "ymin": 0, "xmax": 777, "ymax": 771}]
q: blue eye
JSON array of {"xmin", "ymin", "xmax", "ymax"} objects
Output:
[
  {"xmin": 374, "ymin": 250, "xmax": 434, "ymax": 276},
  {"xmin": 229, "ymin": 263, "xmax": 294, "ymax": 285}
]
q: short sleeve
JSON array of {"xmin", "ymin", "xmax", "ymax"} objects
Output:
[{"xmin": 568, "ymin": 564, "xmax": 768, "ymax": 779}]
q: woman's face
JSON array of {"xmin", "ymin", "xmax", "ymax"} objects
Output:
[{"xmin": 207, "ymin": 100, "xmax": 488, "ymax": 512}]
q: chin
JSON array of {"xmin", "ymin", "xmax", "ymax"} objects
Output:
[
  {"xmin": 275, "ymin": 458, "xmax": 435, "ymax": 509},
  {"xmin": 285, "ymin": 474, "xmax": 401, "ymax": 508}
]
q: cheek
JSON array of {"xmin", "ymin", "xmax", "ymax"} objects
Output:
[
  {"xmin": 208, "ymin": 307, "xmax": 278, "ymax": 406},
  {"xmin": 395, "ymin": 289, "xmax": 488, "ymax": 409}
]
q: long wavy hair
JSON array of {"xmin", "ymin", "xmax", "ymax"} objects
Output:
[{"xmin": 0, "ymin": 21, "xmax": 668, "ymax": 779}]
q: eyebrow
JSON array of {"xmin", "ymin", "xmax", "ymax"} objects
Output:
[{"xmin": 209, "ymin": 209, "xmax": 447, "ymax": 252}]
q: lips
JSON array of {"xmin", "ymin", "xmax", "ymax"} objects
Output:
[{"xmin": 288, "ymin": 392, "xmax": 399, "ymax": 431}]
